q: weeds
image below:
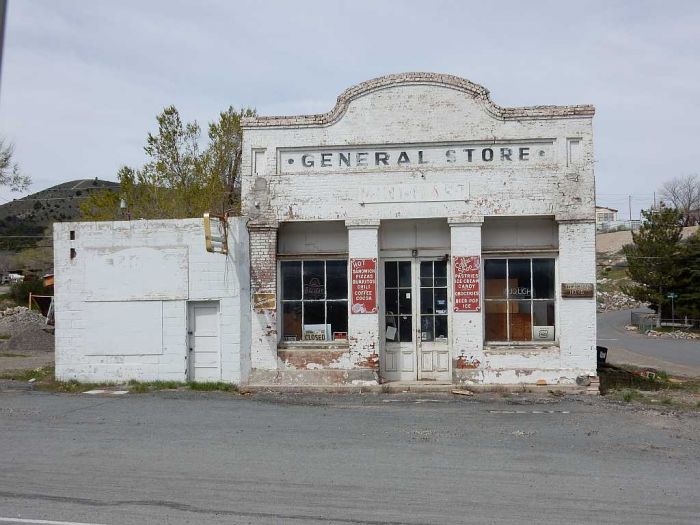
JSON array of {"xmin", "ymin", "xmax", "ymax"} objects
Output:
[
  {"xmin": 601, "ymin": 365, "xmax": 700, "ymax": 410},
  {"xmin": 127, "ymin": 380, "xmax": 184, "ymax": 393},
  {"xmin": 0, "ymin": 365, "xmax": 54, "ymax": 382},
  {"xmin": 1, "ymin": 367, "xmax": 238, "ymax": 395},
  {"xmin": 188, "ymin": 381, "xmax": 238, "ymax": 392}
]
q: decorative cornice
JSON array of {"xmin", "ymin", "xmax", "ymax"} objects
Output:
[{"xmin": 242, "ymin": 72, "xmax": 595, "ymax": 129}]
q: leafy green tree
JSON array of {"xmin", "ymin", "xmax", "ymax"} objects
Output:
[
  {"xmin": 622, "ymin": 206, "xmax": 683, "ymax": 314},
  {"xmin": 80, "ymin": 105, "xmax": 255, "ymax": 220},
  {"xmin": 675, "ymin": 232, "xmax": 700, "ymax": 318},
  {"xmin": 0, "ymin": 137, "xmax": 31, "ymax": 191}
]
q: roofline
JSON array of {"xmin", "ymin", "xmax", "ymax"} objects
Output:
[
  {"xmin": 596, "ymin": 206, "xmax": 618, "ymax": 212},
  {"xmin": 242, "ymin": 72, "xmax": 595, "ymax": 129}
]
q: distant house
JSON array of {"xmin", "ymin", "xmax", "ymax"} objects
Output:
[
  {"xmin": 595, "ymin": 206, "xmax": 618, "ymax": 225},
  {"xmin": 688, "ymin": 208, "xmax": 700, "ymax": 226}
]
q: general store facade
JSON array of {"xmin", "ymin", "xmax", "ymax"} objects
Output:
[
  {"xmin": 55, "ymin": 73, "xmax": 597, "ymax": 387},
  {"xmin": 241, "ymin": 72, "xmax": 597, "ymax": 386}
]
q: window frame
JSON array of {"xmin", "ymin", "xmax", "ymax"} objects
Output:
[
  {"xmin": 483, "ymin": 255, "xmax": 558, "ymax": 346},
  {"xmin": 278, "ymin": 256, "xmax": 349, "ymax": 346}
]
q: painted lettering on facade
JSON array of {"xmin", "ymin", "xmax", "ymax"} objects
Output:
[
  {"xmin": 453, "ymin": 256, "xmax": 481, "ymax": 312},
  {"xmin": 351, "ymin": 258, "xmax": 377, "ymax": 314},
  {"xmin": 280, "ymin": 142, "xmax": 553, "ymax": 173}
]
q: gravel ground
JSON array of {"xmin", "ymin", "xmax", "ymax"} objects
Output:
[
  {"xmin": 0, "ymin": 390, "xmax": 698, "ymax": 524},
  {"xmin": 0, "ymin": 307, "xmax": 54, "ymax": 373}
]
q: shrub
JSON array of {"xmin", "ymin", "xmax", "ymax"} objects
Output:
[{"xmin": 10, "ymin": 278, "xmax": 49, "ymax": 306}]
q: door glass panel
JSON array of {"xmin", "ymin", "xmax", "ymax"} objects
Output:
[
  {"xmin": 434, "ymin": 260, "xmax": 447, "ymax": 287},
  {"xmin": 385, "ymin": 311, "xmax": 398, "ymax": 341},
  {"xmin": 399, "ymin": 315, "xmax": 412, "ymax": 342},
  {"xmin": 420, "ymin": 288, "xmax": 434, "ymax": 314},
  {"xmin": 420, "ymin": 315, "xmax": 434, "ymax": 341},
  {"xmin": 398, "ymin": 261, "xmax": 411, "ymax": 287},
  {"xmin": 384, "ymin": 261, "xmax": 397, "ymax": 288},
  {"xmin": 434, "ymin": 288, "xmax": 447, "ymax": 314},
  {"xmin": 420, "ymin": 261, "xmax": 433, "ymax": 287},
  {"xmin": 385, "ymin": 288, "xmax": 398, "ymax": 315},
  {"xmin": 399, "ymin": 288, "xmax": 412, "ymax": 314},
  {"xmin": 435, "ymin": 315, "xmax": 448, "ymax": 339}
]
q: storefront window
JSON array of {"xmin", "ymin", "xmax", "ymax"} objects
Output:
[
  {"xmin": 484, "ymin": 258, "xmax": 555, "ymax": 342},
  {"xmin": 280, "ymin": 260, "xmax": 348, "ymax": 342}
]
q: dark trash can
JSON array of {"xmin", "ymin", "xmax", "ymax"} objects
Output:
[{"xmin": 597, "ymin": 345, "xmax": 608, "ymax": 368}]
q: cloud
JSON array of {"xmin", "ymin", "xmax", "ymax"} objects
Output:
[{"xmin": 1, "ymin": 0, "xmax": 699, "ymax": 217}]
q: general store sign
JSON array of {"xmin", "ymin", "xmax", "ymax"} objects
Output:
[
  {"xmin": 351, "ymin": 258, "xmax": 377, "ymax": 314},
  {"xmin": 280, "ymin": 141, "xmax": 553, "ymax": 173},
  {"xmin": 453, "ymin": 255, "xmax": 481, "ymax": 312}
]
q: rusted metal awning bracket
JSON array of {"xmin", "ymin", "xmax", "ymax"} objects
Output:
[{"xmin": 203, "ymin": 212, "xmax": 229, "ymax": 255}]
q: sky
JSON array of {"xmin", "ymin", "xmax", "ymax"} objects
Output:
[{"xmin": 1, "ymin": 0, "xmax": 699, "ymax": 218}]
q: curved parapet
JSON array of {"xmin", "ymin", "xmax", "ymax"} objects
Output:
[{"xmin": 241, "ymin": 72, "xmax": 594, "ymax": 128}]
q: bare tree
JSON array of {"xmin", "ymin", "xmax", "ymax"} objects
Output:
[
  {"xmin": 660, "ymin": 174, "xmax": 700, "ymax": 226},
  {"xmin": 0, "ymin": 138, "xmax": 31, "ymax": 191}
]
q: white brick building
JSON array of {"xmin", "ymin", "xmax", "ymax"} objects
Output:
[
  {"xmin": 54, "ymin": 219, "xmax": 250, "ymax": 383},
  {"xmin": 55, "ymin": 73, "xmax": 597, "ymax": 387}
]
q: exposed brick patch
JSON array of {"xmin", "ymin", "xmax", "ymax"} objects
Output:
[
  {"xmin": 249, "ymin": 226, "xmax": 277, "ymax": 300},
  {"xmin": 278, "ymin": 349, "xmax": 348, "ymax": 369},
  {"xmin": 455, "ymin": 356, "xmax": 481, "ymax": 369}
]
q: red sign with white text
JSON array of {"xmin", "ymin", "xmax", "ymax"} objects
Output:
[
  {"xmin": 351, "ymin": 258, "xmax": 377, "ymax": 314},
  {"xmin": 453, "ymin": 256, "xmax": 481, "ymax": 312}
]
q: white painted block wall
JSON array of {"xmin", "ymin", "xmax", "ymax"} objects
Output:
[{"xmin": 54, "ymin": 218, "xmax": 250, "ymax": 384}]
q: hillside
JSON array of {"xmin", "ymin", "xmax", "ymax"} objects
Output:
[
  {"xmin": 596, "ymin": 226, "xmax": 699, "ymax": 255},
  {"xmin": 0, "ymin": 179, "xmax": 119, "ymax": 250}
]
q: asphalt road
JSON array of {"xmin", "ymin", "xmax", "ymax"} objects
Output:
[
  {"xmin": 598, "ymin": 309, "xmax": 700, "ymax": 376},
  {"xmin": 0, "ymin": 389, "xmax": 699, "ymax": 524}
]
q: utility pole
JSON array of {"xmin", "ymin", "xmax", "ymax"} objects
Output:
[
  {"xmin": 0, "ymin": 0, "xmax": 7, "ymax": 96},
  {"xmin": 628, "ymin": 194, "xmax": 632, "ymax": 228}
]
